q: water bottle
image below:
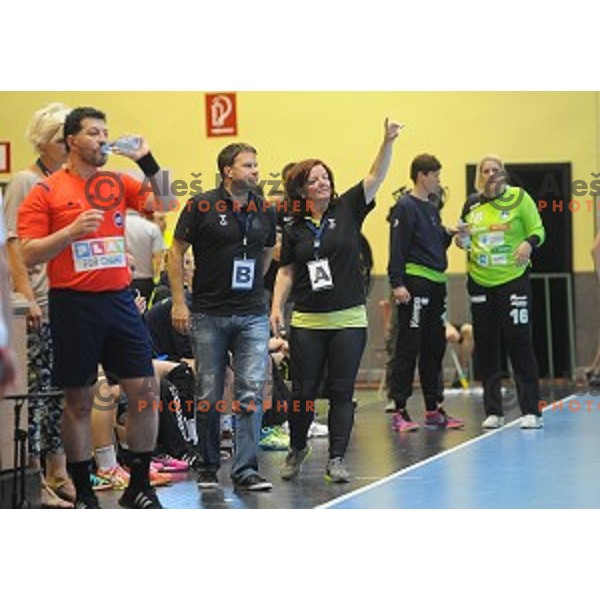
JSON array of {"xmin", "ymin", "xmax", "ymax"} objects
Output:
[
  {"xmin": 457, "ymin": 219, "xmax": 471, "ymax": 251},
  {"xmin": 102, "ymin": 135, "xmax": 142, "ymax": 155}
]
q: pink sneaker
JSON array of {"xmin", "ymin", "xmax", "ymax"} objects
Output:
[
  {"xmin": 424, "ymin": 407, "xmax": 464, "ymax": 429},
  {"xmin": 392, "ymin": 411, "xmax": 420, "ymax": 432},
  {"xmin": 151, "ymin": 455, "xmax": 189, "ymax": 473}
]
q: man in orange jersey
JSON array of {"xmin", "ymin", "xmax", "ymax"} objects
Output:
[{"xmin": 18, "ymin": 107, "xmax": 166, "ymax": 509}]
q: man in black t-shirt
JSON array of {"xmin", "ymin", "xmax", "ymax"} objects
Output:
[{"xmin": 169, "ymin": 143, "xmax": 276, "ymax": 492}]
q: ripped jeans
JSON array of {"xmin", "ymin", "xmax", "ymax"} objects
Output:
[{"xmin": 190, "ymin": 313, "xmax": 269, "ymax": 483}]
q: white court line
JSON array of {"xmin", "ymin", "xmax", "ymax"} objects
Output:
[{"xmin": 316, "ymin": 393, "xmax": 577, "ymax": 509}]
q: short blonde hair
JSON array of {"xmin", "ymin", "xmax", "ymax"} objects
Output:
[
  {"xmin": 475, "ymin": 154, "xmax": 505, "ymax": 193},
  {"xmin": 26, "ymin": 102, "xmax": 71, "ymax": 153}
]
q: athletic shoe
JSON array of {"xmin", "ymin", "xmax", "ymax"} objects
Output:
[
  {"xmin": 307, "ymin": 421, "xmax": 329, "ymax": 438},
  {"xmin": 118, "ymin": 487, "xmax": 163, "ymax": 509},
  {"xmin": 149, "ymin": 468, "xmax": 172, "ymax": 487},
  {"xmin": 259, "ymin": 427, "xmax": 289, "ymax": 451},
  {"xmin": 281, "ymin": 421, "xmax": 329, "ymax": 438},
  {"xmin": 482, "ymin": 415, "xmax": 505, "ymax": 429},
  {"xmin": 392, "ymin": 410, "xmax": 420, "ymax": 432},
  {"xmin": 74, "ymin": 494, "xmax": 101, "ymax": 509},
  {"xmin": 90, "ymin": 473, "xmax": 112, "ymax": 491},
  {"xmin": 281, "ymin": 446, "xmax": 311, "ymax": 480},
  {"xmin": 197, "ymin": 471, "xmax": 219, "ymax": 489},
  {"xmin": 384, "ymin": 400, "xmax": 396, "ymax": 413},
  {"xmin": 589, "ymin": 374, "xmax": 600, "ymax": 389},
  {"xmin": 234, "ymin": 473, "xmax": 273, "ymax": 492},
  {"xmin": 180, "ymin": 451, "xmax": 201, "ymax": 470},
  {"xmin": 520, "ymin": 414, "xmax": 543, "ymax": 429},
  {"xmin": 324, "ymin": 457, "xmax": 350, "ymax": 483},
  {"xmin": 97, "ymin": 465, "xmax": 130, "ymax": 490},
  {"xmin": 151, "ymin": 455, "xmax": 189, "ymax": 472},
  {"xmin": 424, "ymin": 407, "xmax": 465, "ymax": 429}
]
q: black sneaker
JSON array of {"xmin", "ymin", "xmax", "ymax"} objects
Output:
[
  {"xmin": 118, "ymin": 487, "xmax": 163, "ymax": 509},
  {"xmin": 180, "ymin": 451, "xmax": 201, "ymax": 470},
  {"xmin": 197, "ymin": 471, "xmax": 219, "ymax": 489},
  {"xmin": 74, "ymin": 494, "xmax": 101, "ymax": 509},
  {"xmin": 234, "ymin": 473, "xmax": 273, "ymax": 492},
  {"xmin": 589, "ymin": 374, "xmax": 600, "ymax": 389}
]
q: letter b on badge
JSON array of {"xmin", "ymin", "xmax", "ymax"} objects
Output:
[{"xmin": 232, "ymin": 258, "xmax": 256, "ymax": 290}]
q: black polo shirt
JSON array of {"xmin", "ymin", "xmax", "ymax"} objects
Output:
[
  {"xmin": 280, "ymin": 182, "xmax": 374, "ymax": 313},
  {"xmin": 174, "ymin": 186, "xmax": 276, "ymax": 315}
]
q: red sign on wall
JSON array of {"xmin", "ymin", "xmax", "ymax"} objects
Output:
[
  {"xmin": 0, "ymin": 141, "xmax": 11, "ymax": 173},
  {"xmin": 205, "ymin": 93, "xmax": 237, "ymax": 137}
]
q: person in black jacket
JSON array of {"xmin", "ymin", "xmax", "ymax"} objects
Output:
[{"xmin": 387, "ymin": 154, "xmax": 464, "ymax": 432}]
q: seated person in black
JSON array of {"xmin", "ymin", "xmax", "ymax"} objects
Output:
[{"xmin": 145, "ymin": 292, "xmax": 193, "ymax": 362}]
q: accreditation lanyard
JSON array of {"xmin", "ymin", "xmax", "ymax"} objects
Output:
[
  {"xmin": 230, "ymin": 209, "xmax": 256, "ymax": 291},
  {"xmin": 304, "ymin": 216, "xmax": 329, "ymax": 260},
  {"xmin": 232, "ymin": 210, "xmax": 255, "ymax": 259},
  {"xmin": 304, "ymin": 216, "xmax": 334, "ymax": 292},
  {"xmin": 36, "ymin": 158, "xmax": 53, "ymax": 177}
]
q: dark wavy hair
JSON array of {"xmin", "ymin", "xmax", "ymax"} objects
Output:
[
  {"xmin": 63, "ymin": 107, "xmax": 106, "ymax": 151},
  {"xmin": 284, "ymin": 159, "xmax": 338, "ymax": 221}
]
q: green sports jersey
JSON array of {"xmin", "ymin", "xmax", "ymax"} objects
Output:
[{"xmin": 463, "ymin": 186, "xmax": 545, "ymax": 287}]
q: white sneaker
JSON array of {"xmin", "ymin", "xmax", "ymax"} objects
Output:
[
  {"xmin": 482, "ymin": 415, "xmax": 505, "ymax": 429},
  {"xmin": 520, "ymin": 414, "xmax": 543, "ymax": 429},
  {"xmin": 307, "ymin": 421, "xmax": 329, "ymax": 438}
]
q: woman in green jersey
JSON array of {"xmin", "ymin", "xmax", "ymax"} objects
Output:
[{"xmin": 459, "ymin": 155, "xmax": 546, "ymax": 429}]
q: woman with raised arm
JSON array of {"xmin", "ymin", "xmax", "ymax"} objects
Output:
[{"xmin": 270, "ymin": 118, "xmax": 403, "ymax": 483}]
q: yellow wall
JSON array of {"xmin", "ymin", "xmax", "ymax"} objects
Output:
[{"xmin": 1, "ymin": 91, "xmax": 597, "ymax": 273}]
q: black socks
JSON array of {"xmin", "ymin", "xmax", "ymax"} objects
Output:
[{"xmin": 127, "ymin": 451, "xmax": 153, "ymax": 491}]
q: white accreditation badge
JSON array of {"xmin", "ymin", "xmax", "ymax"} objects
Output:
[
  {"xmin": 307, "ymin": 258, "xmax": 334, "ymax": 292},
  {"xmin": 231, "ymin": 258, "xmax": 256, "ymax": 290}
]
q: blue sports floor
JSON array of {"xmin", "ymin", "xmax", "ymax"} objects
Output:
[
  {"xmin": 89, "ymin": 387, "xmax": 600, "ymax": 509},
  {"xmin": 320, "ymin": 393, "xmax": 600, "ymax": 509}
]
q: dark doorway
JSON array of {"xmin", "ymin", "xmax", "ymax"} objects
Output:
[{"xmin": 465, "ymin": 163, "xmax": 573, "ymax": 379}]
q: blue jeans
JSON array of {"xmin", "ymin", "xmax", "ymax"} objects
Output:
[{"xmin": 191, "ymin": 312, "xmax": 270, "ymax": 482}]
